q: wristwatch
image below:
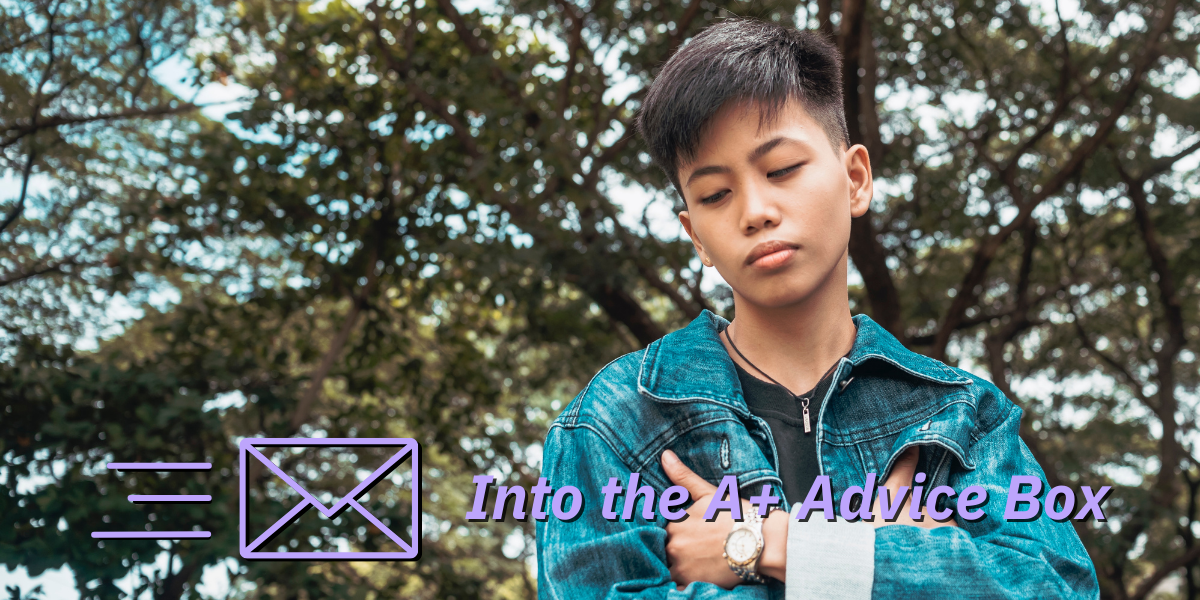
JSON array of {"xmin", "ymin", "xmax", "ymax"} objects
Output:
[{"xmin": 723, "ymin": 508, "xmax": 768, "ymax": 584}]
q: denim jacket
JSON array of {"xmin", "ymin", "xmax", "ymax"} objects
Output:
[{"xmin": 536, "ymin": 310, "xmax": 1098, "ymax": 599}]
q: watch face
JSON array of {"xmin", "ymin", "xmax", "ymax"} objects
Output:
[{"xmin": 726, "ymin": 529, "xmax": 758, "ymax": 563}]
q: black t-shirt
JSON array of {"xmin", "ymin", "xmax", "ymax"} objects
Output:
[{"xmin": 733, "ymin": 360, "xmax": 839, "ymax": 506}]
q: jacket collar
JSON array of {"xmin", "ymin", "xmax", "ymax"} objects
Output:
[{"xmin": 637, "ymin": 310, "xmax": 969, "ymax": 414}]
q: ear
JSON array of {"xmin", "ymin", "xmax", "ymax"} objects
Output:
[
  {"xmin": 678, "ymin": 209, "xmax": 713, "ymax": 268},
  {"xmin": 845, "ymin": 144, "xmax": 873, "ymax": 218}
]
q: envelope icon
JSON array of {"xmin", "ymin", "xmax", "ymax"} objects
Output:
[{"xmin": 238, "ymin": 438, "xmax": 420, "ymax": 560}]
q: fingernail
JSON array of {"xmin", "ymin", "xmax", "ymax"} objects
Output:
[{"xmin": 662, "ymin": 450, "xmax": 678, "ymax": 465}]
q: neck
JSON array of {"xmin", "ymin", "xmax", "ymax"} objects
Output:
[{"xmin": 723, "ymin": 253, "xmax": 857, "ymax": 395}]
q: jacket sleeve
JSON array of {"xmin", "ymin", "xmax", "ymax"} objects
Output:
[
  {"xmin": 537, "ymin": 423, "xmax": 781, "ymax": 600},
  {"xmin": 785, "ymin": 403, "xmax": 1099, "ymax": 600}
]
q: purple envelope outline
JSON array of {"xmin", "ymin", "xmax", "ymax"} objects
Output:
[{"xmin": 238, "ymin": 438, "xmax": 420, "ymax": 560}]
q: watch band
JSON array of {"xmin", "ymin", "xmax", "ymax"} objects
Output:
[{"xmin": 731, "ymin": 561, "xmax": 768, "ymax": 584}]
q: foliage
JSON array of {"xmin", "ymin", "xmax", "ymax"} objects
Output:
[
  {"xmin": 0, "ymin": 0, "xmax": 220, "ymax": 350},
  {"xmin": 1, "ymin": 0, "xmax": 1199, "ymax": 599}
]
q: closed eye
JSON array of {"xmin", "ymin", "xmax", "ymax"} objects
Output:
[
  {"xmin": 767, "ymin": 163, "xmax": 804, "ymax": 179},
  {"xmin": 700, "ymin": 190, "xmax": 729, "ymax": 205}
]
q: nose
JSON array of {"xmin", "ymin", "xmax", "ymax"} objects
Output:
[{"xmin": 739, "ymin": 182, "xmax": 782, "ymax": 234}]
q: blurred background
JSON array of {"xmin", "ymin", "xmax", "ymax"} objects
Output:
[{"xmin": 1, "ymin": 0, "xmax": 1198, "ymax": 598}]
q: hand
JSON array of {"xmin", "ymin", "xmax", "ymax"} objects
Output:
[
  {"xmin": 661, "ymin": 447, "xmax": 957, "ymax": 590},
  {"xmin": 871, "ymin": 447, "xmax": 958, "ymax": 529},
  {"xmin": 660, "ymin": 450, "xmax": 748, "ymax": 590}
]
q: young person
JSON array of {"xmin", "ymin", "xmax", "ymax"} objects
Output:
[{"xmin": 535, "ymin": 18, "xmax": 1097, "ymax": 599}]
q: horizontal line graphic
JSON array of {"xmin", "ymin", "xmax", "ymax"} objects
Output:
[
  {"xmin": 128, "ymin": 495, "xmax": 213, "ymax": 503},
  {"xmin": 91, "ymin": 531, "xmax": 212, "ymax": 539},
  {"xmin": 106, "ymin": 462, "xmax": 212, "ymax": 471}
]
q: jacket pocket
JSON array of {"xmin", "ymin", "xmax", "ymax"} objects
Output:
[{"xmin": 877, "ymin": 399, "xmax": 978, "ymax": 486}]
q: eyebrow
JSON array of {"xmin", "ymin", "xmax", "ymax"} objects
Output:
[
  {"xmin": 748, "ymin": 137, "xmax": 789, "ymax": 162},
  {"xmin": 684, "ymin": 137, "xmax": 798, "ymax": 188},
  {"xmin": 685, "ymin": 165, "xmax": 731, "ymax": 187}
]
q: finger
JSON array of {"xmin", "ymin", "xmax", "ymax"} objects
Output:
[
  {"xmin": 886, "ymin": 447, "xmax": 919, "ymax": 487},
  {"xmin": 664, "ymin": 520, "xmax": 686, "ymax": 541},
  {"xmin": 669, "ymin": 564, "xmax": 685, "ymax": 587},
  {"xmin": 661, "ymin": 450, "xmax": 717, "ymax": 497},
  {"xmin": 877, "ymin": 447, "xmax": 917, "ymax": 508}
]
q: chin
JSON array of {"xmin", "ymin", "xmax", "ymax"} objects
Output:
[{"xmin": 738, "ymin": 281, "xmax": 818, "ymax": 310}]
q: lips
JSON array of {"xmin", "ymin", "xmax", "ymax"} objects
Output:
[{"xmin": 745, "ymin": 240, "xmax": 800, "ymax": 268}]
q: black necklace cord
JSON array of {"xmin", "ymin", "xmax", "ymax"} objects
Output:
[{"xmin": 722, "ymin": 324, "xmax": 840, "ymax": 400}]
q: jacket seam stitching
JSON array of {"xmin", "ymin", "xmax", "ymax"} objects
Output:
[
  {"xmin": 558, "ymin": 422, "xmax": 638, "ymax": 476},
  {"xmin": 626, "ymin": 415, "xmax": 745, "ymax": 475},
  {"xmin": 968, "ymin": 389, "xmax": 1015, "ymax": 444},
  {"xmin": 822, "ymin": 397, "xmax": 977, "ymax": 445},
  {"xmin": 559, "ymin": 351, "xmax": 644, "ymax": 427},
  {"xmin": 637, "ymin": 338, "xmax": 661, "ymax": 396},
  {"xmin": 930, "ymin": 447, "xmax": 951, "ymax": 488},
  {"xmin": 548, "ymin": 420, "xmax": 783, "ymax": 502},
  {"xmin": 856, "ymin": 443, "xmax": 874, "ymax": 477},
  {"xmin": 556, "ymin": 414, "xmax": 754, "ymax": 486},
  {"xmin": 984, "ymin": 403, "xmax": 1021, "ymax": 441},
  {"xmin": 850, "ymin": 351, "xmax": 970, "ymax": 385},
  {"xmin": 878, "ymin": 433, "xmax": 977, "ymax": 481},
  {"xmin": 635, "ymin": 387, "xmax": 750, "ymax": 417}
]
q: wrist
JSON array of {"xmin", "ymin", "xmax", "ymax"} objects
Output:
[{"xmin": 757, "ymin": 508, "xmax": 789, "ymax": 581}]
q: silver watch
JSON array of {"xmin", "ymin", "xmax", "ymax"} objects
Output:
[{"xmin": 723, "ymin": 508, "xmax": 769, "ymax": 584}]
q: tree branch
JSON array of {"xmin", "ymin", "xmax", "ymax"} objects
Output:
[
  {"xmin": 929, "ymin": 0, "xmax": 1181, "ymax": 359},
  {"xmin": 1070, "ymin": 309, "xmax": 1148, "ymax": 403},
  {"xmin": 593, "ymin": 98, "xmax": 643, "ymax": 168},
  {"xmin": 368, "ymin": 15, "xmax": 481, "ymax": 157},
  {"xmin": 555, "ymin": 0, "xmax": 586, "ymax": 116},
  {"xmin": 1131, "ymin": 544, "xmax": 1200, "ymax": 600},
  {"xmin": 667, "ymin": 0, "xmax": 704, "ymax": 54},
  {"xmin": 838, "ymin": 0, "xmax": 904, "ymax": 338},
  {"xmin": 979, "ymin": 225, "xmax": 1068, "ymax": 491},
  {"xmin": 0, "ymin": 144, "xmax": 36, "ymax": 236},
  {"xmin": 0, "ymin": 103, "xmax": 198, "ymax": 150},
  {"xmin": 287, "ymin": 285, "xmax": 373, "ymax": 432},
  {"xmin": 816, "ymin": 0, "xmax": 834, "ymax": 39},
  {"xmin": 1115, "ymin": 153, "xmax": 1190, "ymax": 535},
  {"xmin": 996, "ymin": 0, "xmax": 1078, "ymax": 178},
  {"xmin": 1144, "ymin": 137, "xmax": 1200, "ymax": 180},
  {"xmin": 0, "ymin": 257, "xmax": 89, "ymax": 288},
  {"xmin": 155, "ymin": 552, "xmax": 203, "ymax": 600},
  {"xmin": 375, "ymin": 2, "xmax": 667, "ymax": 345},
  {"xmin": 1116, "ymin": 163, "xmax": 1186, "ymax": 362},
  {"xmin": 432, "ymin": 0, "xmax": 527, "ymax": 107},
  {"xmin": 434, "ymin": 0, "xmax": 488, "ymax": 55}
]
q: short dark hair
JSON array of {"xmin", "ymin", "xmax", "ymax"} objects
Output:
[{"xmin": 636, "ymin": 18, "xmax": 850, "ymax": 192}]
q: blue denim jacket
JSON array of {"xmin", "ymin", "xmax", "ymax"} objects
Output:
[{"xmin": 536, "ymin": 310, "xmax": 1098, "ymax": 599}]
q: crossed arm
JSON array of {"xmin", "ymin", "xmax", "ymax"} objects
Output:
[
  {"xmin": 535, "ymin": 425, "xmax": 775, "ymax": 599},
  {"xmin": 534, "ymin": 427, "xmax": 946, "ymax": 599},
  {"xmin": 536, "ymin": 406, "xmax": 1098, "ymax": 599},
  {"xmin": 660, "ymin": 446, "xmax": 952, "ymax": 589}
]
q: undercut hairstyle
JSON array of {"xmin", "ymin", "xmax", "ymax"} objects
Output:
[{"xmin": 636, "ymin": 18, "xmax": 850, "ymax": 193}]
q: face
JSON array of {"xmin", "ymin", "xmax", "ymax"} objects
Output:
[{"xmin": 677, "ymin": 100, "xmax": 872, "ymax": 310}]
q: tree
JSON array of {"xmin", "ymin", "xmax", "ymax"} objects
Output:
[
  {"xmin": 831, "ymin": 2, "xmax": 1200, "ymax": 598},
  {"xmin": 2, "ymin": 0, "xmax": 1198, "ymax": 598},
  {"xmin": 0, "ymin": 2, "xmax": 226, "ymax": 596},
  {"xmin": 0, "ymin": 0, "xmax": 217, "ymax": 348}
]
